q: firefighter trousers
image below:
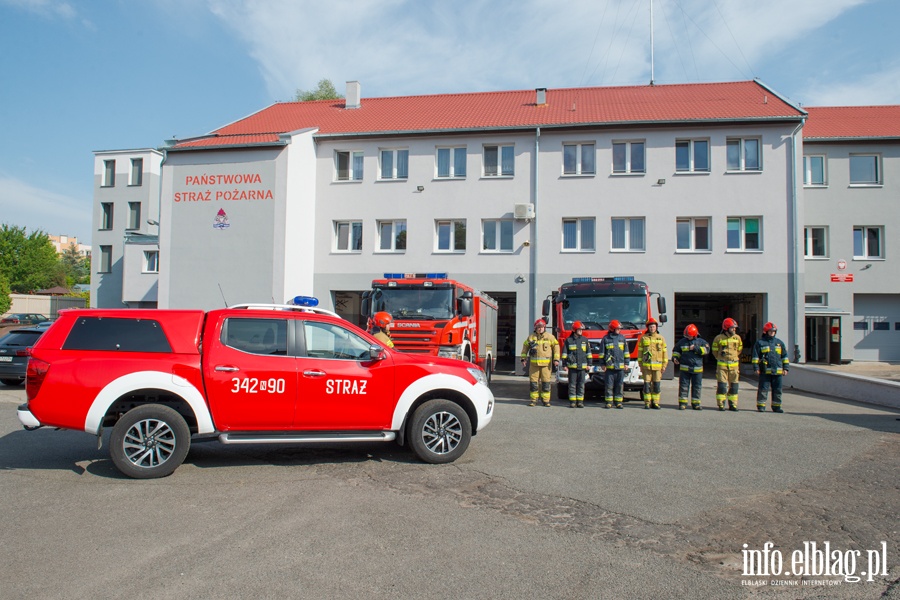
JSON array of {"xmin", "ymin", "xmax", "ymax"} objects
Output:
[
  {"xmin": 756, "ymin": 373, "xmax": 783, "ymax": 410},
  {"xmin": 568, "ymin": 369, "xmax": 588, "ymax": 402},
  {"xmin": 529, "ymin": 365, "xmax": 553, "ymax": 403}
]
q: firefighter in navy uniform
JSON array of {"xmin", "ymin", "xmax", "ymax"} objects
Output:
[
  {"xmin": 672, "ymin": 324, "xmax": 710, "ymax": 410},
  {"xmin": 371, "ymin": 311, "xmax": 394, "ymax": 348},
  {"xmin": 598, "ymin": 320, "xmax": 629, "ymax": 409},
  {"xmin": 562, "ymin": 321, "xmax": 593, "ymax": 408},
  {"xmin": 521, "ymin": 319, "xmax": 560, "ymax": 406},
  {"xmin": 637, "ymin": 317, "xmax": 667, "ymax": 409},
  {"xmin": 713, "ymin": 318, "xmax": 743, "ymax": 411},
  {"xmin": 752, "ymin": 322, "xmax": 790, "ymax": 413}
]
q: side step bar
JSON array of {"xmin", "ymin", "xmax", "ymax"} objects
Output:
[{"xmin": 219, "ymin": 431, "xmax": 396, "ymax": 445}]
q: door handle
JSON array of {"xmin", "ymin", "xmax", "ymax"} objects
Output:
[
  {"xmin": 303, "ymin": 370, "xmax": 326, "ymax": 377},
  {"xmin": 215, "ymin": 365, "xmax": 240, "ymax": 372}
]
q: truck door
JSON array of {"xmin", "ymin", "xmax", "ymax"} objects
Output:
[
  {"xmin": 204, "ymin": 316, "xmax": 298, "ymax": 430},
  {"xmin": 296, "ymin": 320, "xmax": 395, "ymax": 430}
]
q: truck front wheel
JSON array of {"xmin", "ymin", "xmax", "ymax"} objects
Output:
[
  {"xmin": 408, "ymin": 399, "xmax": 472, "ymax": 464},
  {"xmin": 110, "ymin": 404, "xmax": 190, "ymax": 479}
]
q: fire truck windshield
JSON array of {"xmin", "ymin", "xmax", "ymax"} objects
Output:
[
  {"xmin": 377, "ymin": 287, "xmax": 455, "ymax": 320},
  {"xmin": 561, "ymin": 294, "xmax": 648, "ymax": 330}
]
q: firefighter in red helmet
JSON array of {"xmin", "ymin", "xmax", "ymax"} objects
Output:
[
  {"xmin": 751, "ymin": 322, "xmax": 790, "ymax": 412},
  {"xmin": 597, "ymin": 319, "xmax": 629, "ymax": 408},
  {"xmin": 637, "ymin": 317, "xmax": 668, "ymax": 409},
  {"xmin": 521, "ymin": 318, "xmax": 560, "ymax": 406},
  {"xmin": 672, "ymin": 324, "xmax": 710, "ymax": 410},
  {"xmin": 713, "ymin": 318, "xmax": 743, "ymax": 411},
  {"xmin": 371, "ymin": 311, "xmax": 394, "ymax": 348},
  {"xmin": 562, "ymin": 320, "xmax": 593, "ymax": 408}
]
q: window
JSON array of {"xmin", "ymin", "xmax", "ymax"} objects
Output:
[
  {"xmin": 103, "ymin": 159, "xmax": 115, "ymax": 187},
  {"xmin": 676, "ymin": 217, "xmax": 710, "ymax": 251},
  {"xmin": 675, "ymin": 140, "xmax": 710, "ymax": 172},
  {"xmin": 853, "ymin": 226, "xmax": 883, "ymax": 259},
  {"xmin": 98, "ymin": 245, "xmax": 112, "ymax": 273},
  {"xmin": 849, "ymin": 154, "xmax": 880, "ymax": 185},
  {"xmin": 483, "ymin": 145, "xmax": 514, "ymax": 177},
  {"xmin": 805, "ymin": 293, "xmax": 826, "ymax": 306},
  {"xmin": 727, "ymin": 217, "xmax": 762, "ymax": 251},
  {"xmin": 612, "ymin": 141, "xmax": 645, "ymax": 174},
  {"xmin": 143, "ymin": 250, "xmax": 159, "ymax": 273},
  {"xmin": 127, "ymin": 202, "xmax": 141, "ymax": 230},
  {"xmin": 803, "ymin": 227, "xmax": 828, "ymax": 258},
  {"xmin": 436, "ymin": 147, "xmax": 466, "ymax": 178},
  {"xmin": 334, "ymin": 221, "xmax": 362, "ymax": 252},
  {"xmin": 726, "ymin": 138, "xmax": 761, "ymax": 171},
  {"xmin": 563, "ymin": 143, "xmax": 595, "ymax": 175},
  {"xmin": 335, "ymin": 150, "xmax": 363, "ymax": 181},
  {"xmin": 482, "ymin": 219, "xmax": 514, "ymax": 252},
  {"xmin": 436, "ymin": 220, "xmax": 466, "ymax": 252},
  {"xmin": 303, "ymin": 321, "xmax": 372, "ymax": 360},
  {"xmin": 63, "ymin": 317, "xmax": 172, "ymax": 353},
  {"xmin": 611, "ymin": 217, "xmax": 645, "ymax": 251},
  {"xmin": 100, "ymin": 202, "xmax": 113, "ymax": 230},
  {"xmin": 803, "ymin": 155, "xmax": 826, "ymax": 186},
  {"xmin": 130, "ymin": 158, "xmax": 143, "ymax": 186},
  {"xmin": 873, "ymin": 322, "xmax": 889, "ymax": 331},
  {"xmin": 377, "ymin": 220, "xmax": 407, "ymax": 252},
  {"xmin": 853, "ymin": 322, "xmax": 868, "ymax": 331},
  {"xmin": 223, "ymin": 318, "xmax": 288, "ymax": 356},
  {"xmin": 379, "ymin": 149, "xmax": 408, "ymax": 180},
  {"xmin": 562, "ymin": 218, "xmax": 595, "ymax": 252}
]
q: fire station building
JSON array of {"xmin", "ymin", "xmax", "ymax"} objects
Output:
[{"xmin": 91, "ymin": 81, "xmax": 900, "ymax": 365}]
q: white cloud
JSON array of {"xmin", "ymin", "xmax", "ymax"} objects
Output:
[
  {"xmin": 799, "ymin": 61, "xmax": 900, "ymax": 106},
  {"xmin": 0, "ymin": 0, "xmax": 77, "ymax": 19},
  {"xmin": 0, "ymin": 174, "xmax": 91, "ymax": 242}
]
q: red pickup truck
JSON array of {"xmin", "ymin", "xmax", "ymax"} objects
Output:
[{"xmin": 18, "ymin": 302, "xmax": 494, "ymax": 478}]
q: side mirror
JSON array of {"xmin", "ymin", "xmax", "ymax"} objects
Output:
[
  {"xmin": 360, "ymin": 291, "xmax": 372, "ymax": 318},
  {"xmin": 658, "ymin": 314, "xmax": 668, "ymax": 324},
  {"xmin": 657, "ymin": 296, "xmax": 667, "ymax": 316},
  {"xmin": 368, "ymin": 345, "xmax": 386, "ymax": 361},
  {"xmin": 459, "ymin": 297, "xmax": 474, "ymax": 317},
  {"xmin": 541, "ymin": 298, "xmax": 551, "ymax": 319}
]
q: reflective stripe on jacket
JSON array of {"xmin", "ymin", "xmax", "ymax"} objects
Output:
[
  {"xmin": 638, "ymin": 331, "xmax": 667, "ymax": 370},
  {"xmin": 751, "ymin": 337, "xmax": 789, "ymax": 375},
  {"xmin": 562, "ymin": 333, "xmax": 593, "ymax": 370},
  {"xmin": 713, "ymin": 333, "xmax": 743, "ymax": 368},
  {"xmin": 598, "ymin": 333, "xmax": 629, "ymax": 370},
  {"xmin": 672, "ymin": 336, "xmax": 709, "ymax": 373},
  {"xmin": 521, "ymin": 332, "xmax": 560, "ymax": 365}
]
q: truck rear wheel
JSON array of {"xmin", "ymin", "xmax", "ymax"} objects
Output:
[
  {"xmin": 110, "ymin": 404, "xmax": 190, "ymax": 479},
  {"xmin": 408, "ymin": 399, "xmax": 471, "ymax": 464}
]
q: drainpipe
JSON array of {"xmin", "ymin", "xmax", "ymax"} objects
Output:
[
  {"xmin": 789, "ymin": 120, "xmax": 805, "ymax": 362},
  {"xmin": 531, "ymin": 127, "xmax": 540, "ymax": 328}
]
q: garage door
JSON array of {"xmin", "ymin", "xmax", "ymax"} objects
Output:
[{"xmin": 852, "ymin": 294, "xmax": 900, "ymax": 361}]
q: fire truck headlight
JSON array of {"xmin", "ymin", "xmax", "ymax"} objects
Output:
[
  {"xmin": 438, "ymin": 346, "xmax": 461, "ymax": 360},
  {"xmin": 467, "ymin": 367, "xmax": 488, "ymax": 386}
]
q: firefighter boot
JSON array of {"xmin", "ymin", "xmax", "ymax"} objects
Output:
[
  {"xmin": 605, "ymin": 402, "xmax": 612, "ymax": 409},
  {"xmin": 772, "ymin": 406, "xmax": 784, "ymax": 413},
  {"xmin": 652, "ymin": 402, "xmax": 660, "ymax": 409},
  {"xmin": 570, "ymin": 401, "xmax": 577, "ymax": 409},
  {"xmin": 576, "ymin": 401, "xmax": 584, "ymax": 408}
]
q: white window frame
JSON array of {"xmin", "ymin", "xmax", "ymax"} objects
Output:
[
  {"xmin": 143, "ymin": 250, "xmax": 159, "ymax": 274},
  {"xmin": 561, "ymin": 218, "xmax": 595, "ymax": 253},
  {"xmin": 376, "ymin": 220, "xmax": 407, "ymax": 253},
  {"xmin": 805, "ymin": 293, "xmax": 827, "ymax": 307},
  {"xmin": 333, "ymin": 220, "xmax": 363, "ymax": 253},
  {"xmin": 378, "ymin": 148, "xmax": 408, "ymax": 181},
  {"xmin": 726, "ymin": 138, "xmax": 762, "ymax": 172},
  {"xmin": 803, "ymin": 154, "xmax": 826, "ymax": 186},
  {"xmin": 676, "ymin": 217, "xmax": 711, "ymax": 252},
  {"xmin": 612, "ymin": 140, "xmax": 645, "ymax": 175},
  {"xmin": 849, "ymin": 154, "xmax": 882, "ymax": 186},
  {"xmin": 803, "ymin": 226, "xmax": 828, "ymax": 259},
  {"xmin": 100, "ymin": 202, "xmax": 113, "ymax": 230},
  {"xmin": 102, "ymin": 159, "xmax": 115, "ymax": 187},
  {"xmin": 129, "ymin": 158, "xmax": 143, "ymax": 186},
  {"xmin": 436, "ymin": 146, "xmax": 467, "ymax": 179},
  {"xmin": 483, "ymin": 144, "xmax": 514, "ymax": 177},
  {"xmin": 562, "ymin": 142, "xmax": 595, "ymax": 176},
  {"xmin": 435, "ymin": 219, "xmax": 467, "ymax": 253},
  {"xmin": 482, "ymin": 219, "xmax": 514, "ymax": 253},
  {"xmin": 611, "ymin": 217, "xmax": 646, "ymax": 252},
  {"xmin": 726, "ymin": 216, "xmax": 762, "ymax": 252},
  {"xmin": 98, "ymin": 245, "xmax": 112, "ymax": 273},
  {"xmin": 127, "ymin": 202, "xmax": 141, "ymax": 230},
  {"xmin": 853, "ymin": 225, "xmax": 884, "ymax": 259},
  {"xmin": 334, "ymin": 150, "xmax": 364, "ymax": 182},
  {"xmin": 675, "ymin": 139, "xmax": 710, "ymax": 173}
]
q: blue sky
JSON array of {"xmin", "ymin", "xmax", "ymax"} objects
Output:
[{"xmin": 1, "ymin": 0, "xmax": 898, "ymax": 245}]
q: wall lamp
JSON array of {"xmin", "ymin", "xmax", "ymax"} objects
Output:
[
  {"xmin": 416, "ymin": 185, "xmax": 425, "ymax": 192},
  {"xmin": 147, "ymin": 219, "xmax": 159, "ymax": 226},
  {"xmin": 656, "ymin": 178, "xmax": 666, "ymax": 185}
]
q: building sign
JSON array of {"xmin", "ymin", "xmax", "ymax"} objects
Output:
[
  {"xmin": 174, "ymin": 172, "xmax": 274, "ymax": 203},
  {"xmin": 837, "ymin": 259, "xmax": 847, "ymax": 271},
  {"xmin": 830, "ymin": 274, "xmax": 854, "ymax": 282}
]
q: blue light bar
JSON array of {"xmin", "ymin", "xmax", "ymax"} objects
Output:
[
  {"xmin": 383, "ymin": 273, "xmax": 448, "ymax": 280},
  {"xmin": 288, "ymin": 295, "xmax": 319, "ymax": 307},
  {"xmin": 571, "ymin": 276, "xmax": 635, "ymax": 283}
]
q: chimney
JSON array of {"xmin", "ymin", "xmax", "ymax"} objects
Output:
[
  {"xmin": 345, "ymin": 81, "xmax": 361, "ymax": 109},
  {"xmin": 535, "ymin": 87, "xmax": 547, "ymax": 106}
]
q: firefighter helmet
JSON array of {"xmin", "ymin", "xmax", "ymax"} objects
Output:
[
  {"xmin": 374, "ymin": 311, "xmax": 393, "ymax": 328},
  {"xmin": 573, "ymin": 320, "xmax": 584, "ymax": 330},
  {"xmin": 763, "ymin": 322, "xmax": 777, "ymax": 334},
  {"xmin": 646, "ymin": 318, "xmax": 658, "ymax": 329},
  {"xmin": 608, "ymin": 320, "xmax": 622, "ymax": 330},
  {"xmin": 722, "ymin": 318, "xmax": 738, "ymax": 330},
  {"xmin": 684, "ymin": 324, "xmax": 699, "ymax": 338},
  {"xmin": 534, "ymin": 318, "xmax": 547, "ymax": 329}
]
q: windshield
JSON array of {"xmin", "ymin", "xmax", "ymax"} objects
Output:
[
  {"xmin": 561, "ymin": 294, "xmax": 648, "ymax": 330},
  {"xmin": 376, "ymin": 287, "xmax": 455, "ymax": 320}
]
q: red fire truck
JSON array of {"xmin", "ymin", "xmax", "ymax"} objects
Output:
[
  {"xmin": 362, "ymin": 274, "xmax": 498, "ymax": 383},
  {"xmin": 542, "ymin": 277, "xmax": 668, "ymax": 400}
]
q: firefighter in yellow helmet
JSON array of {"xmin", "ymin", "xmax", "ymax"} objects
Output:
[
  {"xmin": 637, "ymin": 317, "xmax": 667, "ymax": 409},
  {"xmin": 521, "ymin": 318, "xmax": 560, "ymax": 406},
  {"xmin": 713, "ymin": 317, "xmax": 743, "ymax": 411},
  {"xmin": 371, "ymin": 311, "xmax": 394, "ymax": 348}
]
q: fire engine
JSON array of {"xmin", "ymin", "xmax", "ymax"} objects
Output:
[
  {"xmin": 543, "ymin": 277, "xmax": 668, "ymax": 400},
  {"xmin": 362, "ymin": 274, "xmax": 498, "ymax": 383}
]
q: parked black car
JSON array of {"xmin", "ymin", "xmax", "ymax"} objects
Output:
[
  {"xmin": 0, "ymin": 327, "xmax": 45, "ymax": 386},
  {"xmin": 1, "ymin": 313, "xmax": 51, "ymax": 325}
]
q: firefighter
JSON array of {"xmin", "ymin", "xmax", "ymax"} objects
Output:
[
  {"xmin": 713, "ymin": 318, "xmax": 743, "ymax": 411},
  {"xmin": 598, "ymin": 320, "xmax": 629, "ymax": 409},
  {"xmin": 672, "ymin": 324, "xmax": 710, "ymax": 410},
  {"xmin": 371, "ymin": 311, "xmax": 394, "ymax": 348},
  {"xmin": 752, "ymin": 322, "xmax": 790, "ymax": 413},
  {"xmin": 638, "ymin": 317, "xmax": 667, "ymax": 409},
  {"xmin": 562, "ymin": 320, "xmax": 593, "ymax": 408},
  {"xmin": 521, "ymin": 319, "xmax": 560, "ymax": 406}
]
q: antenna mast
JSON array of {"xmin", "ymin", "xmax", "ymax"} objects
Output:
[{"xmin": 650, "ymin": 0, "xmax": 655, "ymax": 85}]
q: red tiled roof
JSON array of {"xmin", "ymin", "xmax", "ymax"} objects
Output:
[
  {"xmin": 172, "ymin": 80, "xmax": 804, "ymax": 150},
  {"xmin": 804, "ymin": 106, "xmax": 900, "ymax": 140}
]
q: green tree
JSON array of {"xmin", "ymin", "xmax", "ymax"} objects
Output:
[
  {"xmin": 295, "ymin": 78, "xmax": 343, "ymax": 102},
  {"xmin": 0, "ymin": 224, "xmax": 64, "ymax": 292},
  {"xmin": 60, "ymin": 243, "xmax": 90, "ymax": 286},
  {"xmin": 0, "ymin": 273, "xmax": 11, "ymax": 314}
]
